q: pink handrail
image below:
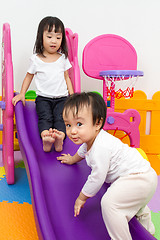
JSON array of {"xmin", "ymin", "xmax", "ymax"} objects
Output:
[{"xmin": 1, "ymin": 23, "xmax": 14, "ymax": 184}]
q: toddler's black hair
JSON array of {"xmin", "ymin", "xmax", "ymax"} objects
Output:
[
  {"xmin": 34, "ymin": 16, "xmax": 68, "ymax": 58},
  {"xmin": 63, "ymin": 92, "xmax": 107, "ymax": 129}
]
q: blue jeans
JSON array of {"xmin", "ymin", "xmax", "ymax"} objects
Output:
[{"xmin": 35, "ymin": 96, "xmax": 67, "ymax": 136}]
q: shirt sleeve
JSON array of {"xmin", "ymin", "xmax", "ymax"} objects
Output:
[
  {"xmin": 64, "ymin": 57, "xmax": 72, "ymax": 71},
  {"xmin": 77, "ymin": 143, "xmax": 87, "ymax": 158},
  {"xmin": 81, "ymin": 146, "xmax": 111, "ymax": 197},
  {"xmin": 27, "ymin": 55, "xmax": 36, "ymax": 74}
]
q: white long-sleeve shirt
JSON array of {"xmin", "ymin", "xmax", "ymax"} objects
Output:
[{"xmin": 77, "ymin": 129, "xmax": 151, "ymax": 197}]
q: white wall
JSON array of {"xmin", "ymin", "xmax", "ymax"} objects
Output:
[{"xmin": 0, "ymin": 0, "xmax": 160, "ymax": 98}]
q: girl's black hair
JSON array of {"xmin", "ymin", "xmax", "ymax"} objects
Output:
[
  {"xmin": 63, "ymin": 92, "xmax": 107, "ymax": 129},
  {"xmin": 34, "ymin": 16, "xmax": 68, "ymax": 58}
]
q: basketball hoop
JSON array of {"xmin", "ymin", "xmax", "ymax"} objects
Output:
[{"xmin": 100, "ymin": 70, "xmax": 144, "ymax": 99}]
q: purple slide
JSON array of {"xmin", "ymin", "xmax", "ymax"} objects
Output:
[{"xmin": 15, "ymin": 100, "xmax": 156, "ymax": 240}]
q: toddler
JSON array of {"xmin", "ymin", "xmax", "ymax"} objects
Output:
[{"xmin": 57, "ymin": 92, "xmax": 157, "ymax": 240}]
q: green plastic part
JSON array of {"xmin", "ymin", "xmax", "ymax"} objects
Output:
[{"xmin": 25, "ymin": 90, "xmax": 37, "ymax": 99}]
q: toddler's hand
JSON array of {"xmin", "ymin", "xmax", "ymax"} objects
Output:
[
  {"xmin": 74, "ymin": 197, "xmax": 86, "ymax": 217},
  {"xmin": 57, "ymin": 153, "xmax": 73, "ymax": 164}
]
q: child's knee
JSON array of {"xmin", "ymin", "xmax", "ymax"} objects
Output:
[{"xmin": 101, "ymin": 194, "xmax": 113, "ymax": 214}]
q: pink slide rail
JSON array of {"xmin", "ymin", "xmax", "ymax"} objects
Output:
[{"xmin": 0, "ymin": 23, "xmax": 14, "ymax": 184}]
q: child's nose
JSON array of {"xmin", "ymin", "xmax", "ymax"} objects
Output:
[
  {"xmin": 52, "ymin": 37, "xmax": 56, "ymax": 43},
  {"xmin": 71, "ymin": 126, "xmax": 77, "ymax": 134}
]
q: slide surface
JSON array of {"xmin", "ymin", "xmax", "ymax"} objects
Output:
[{"xmin": 15, "ymin": 100, "xmax": 156, "ymax": 240}]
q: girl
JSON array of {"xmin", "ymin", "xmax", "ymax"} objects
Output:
[
  {"xmin": 57, "ymin": 92, "xmax": 157, "ymax": 240},
  {"xmin": 12, "ymin": 16, "xmax": 74, "ymax": 152}
]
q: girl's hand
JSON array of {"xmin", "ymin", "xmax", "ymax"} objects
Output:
[
  {"xmin": 12, "ymin": 73, "xmax": 34, "ymax": 106},
  {"xmin": 57, "ymin": 153, "xmax": 74, "ymax": 165},
  {"xmin": 12, "ymin": 93, "xmax": 25, "ymax": 106}
]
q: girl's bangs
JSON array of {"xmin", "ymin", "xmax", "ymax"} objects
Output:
[{"xmin": 45, "ymin": 22, "xmax": 62, "ymax": 33}]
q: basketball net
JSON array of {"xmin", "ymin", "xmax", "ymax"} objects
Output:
[{"xmin": 104, "ymin": 75, "xmax": 138, "ymax": 99}]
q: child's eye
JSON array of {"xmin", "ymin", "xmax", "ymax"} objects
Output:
[
  {"xmin": 77, "ymin": 122, "xmax": 82, "ymax": 127},
  {"xmin": 47, "ymin": 36, "xmax": 52, "ymax": 38},
  {"xmin": 66, "ymin": 124, "xmax": 71, "ymax": 127}
]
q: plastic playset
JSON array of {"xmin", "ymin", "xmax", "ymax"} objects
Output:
[
  {"xmin": 0, "ymin": 23, "xmax": 158, "ymax": 240},
  {"xmin": 82, "ymin": 34, "xmax": 143, "ymax": 148}
]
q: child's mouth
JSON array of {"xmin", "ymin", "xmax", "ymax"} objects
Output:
[{"xmin": 72, "ymin": 137, "xmax": 79, "ymax": 142}]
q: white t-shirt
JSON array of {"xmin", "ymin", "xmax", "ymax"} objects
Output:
[
  {"xmin": 27, "ymin": 54, "xmax": 72, "ymax": 98},
  {"xmin": 77, "ymin": 129, "xmax": 151, "ymax": 197}
]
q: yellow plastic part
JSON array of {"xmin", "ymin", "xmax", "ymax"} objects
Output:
[
  {"xmin": 115, "ymin": 90, "xmax": 160, "ymax": 155},
  {"xmin": 114, "ymin": 90, "xmax": 160, "ymax": 174},
  {"xmin": 136, "ymin": 148, "xmax": 148, "ymax": 161}
]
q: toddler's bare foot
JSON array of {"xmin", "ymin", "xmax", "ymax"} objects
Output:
[
  {"xmin": 41, "ymin": 129, "xmax": 55, "ymax": 152},
  {"xmin": 52, "ymin": 129, "xmax": 65, "ymax": 152}
]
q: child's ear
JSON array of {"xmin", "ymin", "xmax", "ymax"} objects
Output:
[{"xmin": 96, "ymin": 118, "xmax": 103, "ymax": 130}]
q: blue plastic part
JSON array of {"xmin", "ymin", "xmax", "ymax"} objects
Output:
[
  {"xmin": 107, "ymin": 101, "xmax": 111, "ymax": 107},
  {"xmin": 100, "ymin": 70, "xmax": 144, "ymax": 77},
  {"xmin": 0, "ymin": 101, "xmax": 6, "ymax": 110},
  {"xmin": 0, "ymin": 124, "xmax": 3, "ymax": 131},
  {"xmin": 107, "ymin": 116, "xmax": 115, "ymax": 125},
  {"xmin": 0, "ymin": 168, "xmax": 31, "ymax": 204}
]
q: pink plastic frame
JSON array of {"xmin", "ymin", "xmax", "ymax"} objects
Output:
[
  {"xmin": 65, "ymin": 28, "xmax": 81, "ymax": 92},
  {"xmin": 1, "ymin": 23, "xmax": 14, "ymax": 184},
  {"xmin": 82, "ymin": 34, "xmax": 141, "ymax": 147}
]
